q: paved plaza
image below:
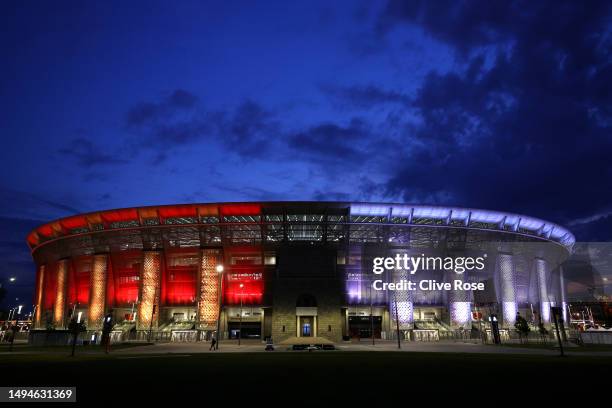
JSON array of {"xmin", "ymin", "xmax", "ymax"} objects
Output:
[{"xmin": 102, "ymin": 339, "xmax": 612, "ymax": 357}]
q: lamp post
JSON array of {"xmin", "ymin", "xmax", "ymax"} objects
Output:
[
  {"xmin": 130, "ymin": 302, "xmax": 136, "ymax": 321},
  {"xmin": 8, "ymin": 307, "xmax": 17, "ymax": 352},
  {"xmin": 370, "ymin": 280, "xmax": 375, "ymax": 346},
  {"xmin": 69, "ymin": 302, "xmax": 78, "ymax": 330},
  {"xmin": 10, "ymin": 306, "xmax": 18, "ymax": 321},
  {"xmin": 238, "ymin": 283, "xmax": 244, "ymax": 346},
  {"xmin": 7, "ymin": 307, "xmax": 14, "ymax": 323},
  {"xmin": 215, "ymin": 264, "xmax": 224, "ymax": 350},
  {"xmin": 394, "ymin": 292, "xmax": 401, "ymax": 349}
]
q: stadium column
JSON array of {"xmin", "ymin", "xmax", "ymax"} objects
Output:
[
  {"xmin": 390, "ymin": 266, "xmax": 413, "ymax": 332},
  {"xmin": 88, "ymin": 254, "xmax": 108, "ymax": 330},
  {"xmin": 53, "ymin": 259, "xmax": 69, "ymax": 329},
  {"xmin": 496, "ymin": 252, "xmax": 517, "ymax": 327},
  {"xmin": 137, "ymin": 251, "xmax": 162, "ymax": 331},
  {"xmin": 535, "ymin": 257, "xmax": 551, "ymax": 325},
  {"xmin": 196, "ymin": 249, "xmax": 223, "ymax": 332},
  {"xmin": 34, "ymin": 265, "xmax": 45, "ymax": 329},
  {"xmin": 449, "ymin": 268, "xmax": 471, "ymax": 329},
  {"xmin": 560, "ymin": 264, "xmax": 568, "ymax": 323}
]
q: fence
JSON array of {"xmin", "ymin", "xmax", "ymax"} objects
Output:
[{"xmin": 579, "ymin": 331, "xmax": 612, "ymax": 344}]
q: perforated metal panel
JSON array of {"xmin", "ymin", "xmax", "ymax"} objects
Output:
[
  {"xmin": 137, "ymin": 251, "xmax": 161, "ymax": 330},
  {"xmin": 560, "ymin": 265, "xmax": 568, "ymax": 323},
  {"xmin": 197, "ymin": 249, "xmax": 221, "ymax": 328},
  {"xmin": 34, "ymin": 265, "xmax": 45, "ymax": 329},
  {"xmin": 53, "ymin": 260, "xmax": 68, "ymax": 328},
  {"xmin": 536, "ymin": 258, "xmax": 551, "ymax": 324},
  {"xmin": 390, "ymin": 269, "xmax": 413, "ymax": 328},
  {"xmin": 449, "ymin": 270, "xmax": 472, "ymax": 328},
  {"xmin": 497, "ymin": 253, "xmax": 517, "ymax": 326},
  {"xmin": 450, "ymin": 302, "xmax": 472, "ymax": 327},
  {"xmin": 88, "ymin": 254, "xmax": 108, "ymax": 329}
]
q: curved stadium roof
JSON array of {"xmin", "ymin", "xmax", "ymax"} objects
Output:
[{"xmin": 27, "ymin": 202, "xmax": 575, "ymax": 252}]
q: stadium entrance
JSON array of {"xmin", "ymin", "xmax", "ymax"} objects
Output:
[
  {"xmin": 228, "ymin": 322, "xmax": 261, "ymax": 339},
  {"xmin": 299, "ymin": 316, "xmax": 314, "ymax": 337},
  {"xmin": 348, "ymin": 316, "xmax": 382, "ymax": 338}
]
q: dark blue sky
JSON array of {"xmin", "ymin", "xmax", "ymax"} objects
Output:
[{"xmin": 2, "ymin": 1, "xmax": 612, "ymax": 304}]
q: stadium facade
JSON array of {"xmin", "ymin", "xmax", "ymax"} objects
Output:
[{"xmin": 26, "ymin": 202, "xmax": 575, "ymax": 343}]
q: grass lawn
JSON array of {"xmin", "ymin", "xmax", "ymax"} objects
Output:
[{"xmin": 2, "ymin": 350, "xmax": 610, "ymax": 404}]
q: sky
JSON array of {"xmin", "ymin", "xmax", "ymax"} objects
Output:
[{"xmin": 2, "ymin": 0, "xmax": 612, "ymax": 304}]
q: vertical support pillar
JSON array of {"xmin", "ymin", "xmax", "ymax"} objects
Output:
[
  {"xmin": 390, "ymin": 268, "xmax": 413, "ymax": 329},
  {"xmin": 449, "ymin": 269, "xmax": 471, "ymax": 329},
  {"xmin": 296, "ymin": 316, "xmax": 300, "ymax": 337},
  {"xmin": 382, "ymin": 308, "xmax": 391, "ymax": 339},
  {"xmin": 53, "ymin": 259, "xmax": 68, "ymax": 329},
  {"xmin": 34, "ymin": 265, "xmax": 45, "ymax": 329},
  {"xmin": 88, "ymin": 254, "xmax": 108, "ymax": 330},
  {"xmin": 260, "ymin": 309, "xmax": 265, "ymax": 339},
  {"xmin": 497, "ymin": 252, "xmax": 517, "ymax": 327},
  {"xmin": 196, "ymin": 249, "xmax": 222, "ymax": 329},
  {"xmin": 137, "ymin": 251, "xmax": 161, "ymax": 331},
  {"xmin": 560, "ymin": 265, "xmax": 568, "ymax": 324},
  {"xmin": 450, "ymin": 301, "xmax": 472, "ymax": 329},
  {"xmin": 535, "ymin": 257, "xmax": 550, "ymax": 325}
]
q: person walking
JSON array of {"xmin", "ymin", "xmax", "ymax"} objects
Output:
[
  {"xmin": 209, "ymin": 336, "xmax": 217, "ymax": 351},
  {"xmin": 101, "ymin": 313, "xmax": 113, "ymax": 354}
]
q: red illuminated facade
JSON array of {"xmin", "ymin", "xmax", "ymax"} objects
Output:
[{"xmin": 29, "ymin": 203, "xmax": 270, "ymax": 337}]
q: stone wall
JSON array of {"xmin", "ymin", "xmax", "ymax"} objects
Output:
[{"xmin": 271, "ymin": 277, "xmax": 344, "ymax": 343}]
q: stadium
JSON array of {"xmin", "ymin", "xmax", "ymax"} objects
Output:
[{"xmin": 26, "ymin": 202, "xmax": 575, "ymax": 344}]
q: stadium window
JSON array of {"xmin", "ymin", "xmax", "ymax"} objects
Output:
[
  {"xmin": 264, "ymin": 254, "xmax": 276, "ymax": 265},
  {"xmin": 230, "ymin": 255, "xmax": 262, "ymax": 265},
  {"xmin": 328, "ymin": 325, "xmax": 331, "ymax": 332},
  {"xmin": 282, "ymin": 325, "xmax": 285, "ymax": 332}
]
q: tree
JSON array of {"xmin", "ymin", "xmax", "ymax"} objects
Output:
[{"xmin": 514, "ymin": 313, "xmax": 531, "ymax": 344}]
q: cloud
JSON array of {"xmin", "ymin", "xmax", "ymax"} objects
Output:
[
  {"xmin": 124, "ymin": 90, "xmax": 384, "ymax": 172},
  {"xmin": 375, "ymin": 0, "xmax": 612, "ymax": 234},
  {"xmin": 376, "ymin": 0, "xmax": 518, "ymax": 54},
  {"xmin": 125, "ymin": 89, "xmax": 208, "ymax": 149},
  {"xmin": 312, "ymin": 190, "xmax": 352, "ymax": 201},
  {"xmin": 288, "ymin": 118, "xmax": 371, "ymax": 163},
  {"xmin": 153, "ymin": 119, "xmax": 209, "ymax": 146},
  {"xmin": 212, "ymin": 183, "xmax": 289, "ymax": 201},
  {"xmin": 320, "ymin": 83, "xmax": 412, "ymax": 109},
  {"xmin": 569, "ymin": 214, "xmax": 612, "ymax": 242},
  {"xmin": 125, "ymin": 89, "xmax": 199, "ymax": 127},
  {"xmin": 125, "ymin": 93, "xmax": 280, "ymax": 161},
  {"xmin": 209, "ymin": 100, "xmax": 279, "ymax": 158},
  {"xmin": 0, "ymin": 188, "xmax": 82, "ymax": 220},
  {"xmin": 59, "ymin": 138, "xmax": 129, "ymax": 168}
]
